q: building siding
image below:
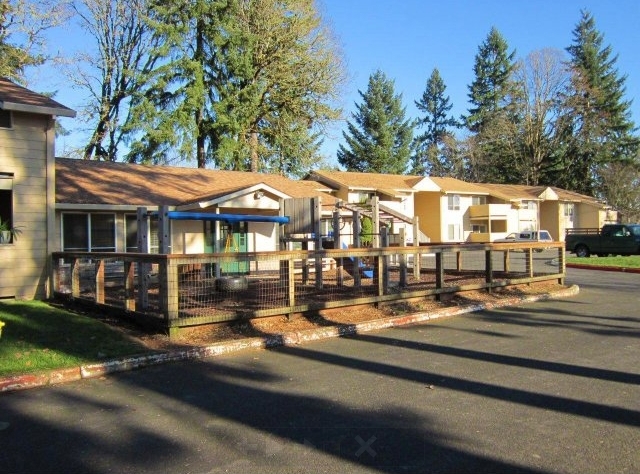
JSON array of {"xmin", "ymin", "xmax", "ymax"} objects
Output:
[{"xmin": 0, "ymin": 112, "xmax": 51, "ymax": 299}]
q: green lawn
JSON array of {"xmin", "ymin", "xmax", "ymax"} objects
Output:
[
  {"xmin": 566, "ymin": 255, "xmax": 640, "ymax": 268},
  {"xmin": 0, "ymin": 300, "xmax": 150, "ymax": 377}
]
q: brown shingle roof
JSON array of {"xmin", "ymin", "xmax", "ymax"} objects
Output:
[
  {"xmin": 480, "ymin": 183, "xmax": 604, "ymax": 205},
  {"xmin": 0, "ymin": 78, "xmax": 76, "ymax": 117},
  {"xmin": 307, "ymin": 170, "xmax": 422, "ymax": 192},
  {"xmin": 429, "ymin": 177, "xmax": 490, "ymax": 194},
  {"xmin": 56, "ymin": 158, "xmax": 336, "ymax": 206}
]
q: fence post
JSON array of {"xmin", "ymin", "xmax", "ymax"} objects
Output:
[
  {"xmin": 435, "ymin": 251, "xmax": 444, "ymax": 301},
  {"xmin": 413, "ymin": 216, "xmax": 421, "ymax": 279},
  {"xmin": 71, "ymin": 257, "xmax": 80, "ymax": 298},
  {"xmin": 371, "ymin": 196, "xmax": 380, "ymax": 248},
  {"xmin": 52, "ymin": 257, "xmax": 61, "ymax": 294},
  {"xmin": 287, "ymin": 256, "xmax": 295, "ymax": 316},
  {"xmin": 94, "ymin": 258, "xmax": 105, "ymax": 304},
  {"xmin": 353, "ymin": 210, "xmax": 361, "ymax": 287},
  {"xmin": 314, "ymin": 198, "xmax": 323, "ymax": 290},
  {"xmin": 124, "ymin": 260, "xmax": 135, "ymax": 311},
  {"xmin": 558, "ymin": 246, "xmax": 565, "ymax": 285},
  {"xmin": 485, "ymin": 249, "xmax": 493, "ymax": 293},
  {"xmin": 526, "ymin": 248, "xmax": 534, "ymax": 280},
  {"xmin": 158, "ymin": 205, "xmax": 171, "ymax": 254},
  {"xmin": 503, "ymin": 249, "xmax": 510, "ymax": 273},
  {"xmin": 380, "ymin": 227, "xmax": 389, "ymax": 294},
  {"xmin": 160, "ymin": 258, "xmax": 179, "ymax": 324},
  {"xmin": 398, "ymin": 228, "xmax": 407, "ymax": 288},
  {"xmin": 137, "ymin": 207, "xmax": 149, "ymax": 310},
  {"xmin": 333, "ymin": 210, "xmax": 343, "ymax": 286}
]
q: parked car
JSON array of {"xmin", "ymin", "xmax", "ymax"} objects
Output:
[
  {"xmin": 565, "ymin": 224, "xmax": 640, "ymax": 257},
  {"xmin": 494, "ymin": 230, "xmax": 553, "ymax": 252}
]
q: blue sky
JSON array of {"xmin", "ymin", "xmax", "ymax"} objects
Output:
[{"xmin": 38, "ymin": 0, "xmax": 640, "ymax": 167}]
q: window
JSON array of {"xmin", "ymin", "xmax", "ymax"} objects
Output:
[
  {"xmin": 357, "ymin": 192, "xmax": 373, "ymax": 204},
  {"xmin": 471, "ymin": 195, "xmax": 486, "ymax": 205},
  {"xmin": 521, "ymin": 200, "xmax": 537, "ymax": 211},
  {"xmin": 564, "ymin": 203, "xmax": 574, "ymax": 221},
  {"xmin": 0, "ymin": 174, "xmax": 14, "ymax": 243},
  {"xmin": 447, "ymin": 194, "xmax": 460, "ymax": 211},
  {"xmin": 125, "ymin": 214, "xmax": 159, "ymax": 253},
  {"xmin": 62, "ymin": 213, "xmax": 116, "ymax": 252},
  {"xmin": 0, "ymin": 110, "xmax": 11, "ymax": 129},
  {"xmin": 447, "ymin": 224, "xmax": 460, "ymax": 241},
  {"xmin": 472, "ymin": 224, "xmax": 486, "ymax": 233},
  {"xmin": 125, "ymin": 215, "xmax": 138, "ymax": 252}
]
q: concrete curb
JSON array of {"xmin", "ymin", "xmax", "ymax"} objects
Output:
[
  {"xmin": 0, "ymin": 285, "xmax": 580, "ymax": 394},
  {"xmin": 566, "ymin": 263, "xmax": 640, "ymax": 273}
]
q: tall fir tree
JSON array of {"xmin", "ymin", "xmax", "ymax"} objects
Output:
[
  {"xmin": 412, "ymin": 68, "xmax": 460, "ymax": 176},
  {"xmin": 125, "ymin": 0, "xmax": 218, "ymax": 167},
  {"xmin": 208, "ymin": 0, "xmax": 343, "ymax": 175},
  {"xmin": 464, "ymin": 27, "xmax": 519, "ymax": 183},
  {"xmin": 126, "ymin": 0, "xmax": 343, "ymax": 172},
  {"xmin": 552, "ymin": 10, "xmax": 638, "ymax": 196},
  {"xmin": 337, "ymin": 70, "xmax": 413, "ymax": 174}
]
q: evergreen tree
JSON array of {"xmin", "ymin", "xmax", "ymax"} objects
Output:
[
  {"xmin": 337, "ymin": 70, "xmax": 413, "ymax": 174},
  {"xmin": 463, "ymin": 27, "xmax": 518, "ymax": 183},
  {"xmin": 126, "ymin": 0, "xmax": 343, "ymax": 172},
  {"xmin": 125, "ymin": 0, "xmax": 219, "ymax": 167},
  {"xmin": 209, "ymin": 0, "xmax": 343, "ymax": 174},
  {"xmin": 465, "ymin": 27, "xmax": 516, "ymax": 133},
  {"xmin": 552, "ymin": 10, "xmax": 638, "ymax": 195},
  {"xmin": 412, "ymin": 68, "xmax": 459, "ymax": 176}
]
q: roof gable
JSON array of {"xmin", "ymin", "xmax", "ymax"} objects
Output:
[
  {"xmin": 429, "ymin": 177, "xmax": 490, "ymax": 195},
  {"xmin": 0, "ymin": 78, "xmax": 76, "ymax": 117},
  {"xmin": 307, "ymin": 170, "xmax": 420, "ymax": 193}
]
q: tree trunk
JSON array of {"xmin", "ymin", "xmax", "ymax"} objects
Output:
[{"xmin": 250, "ymin": 131, "xmax": 259, "ymax": 172}]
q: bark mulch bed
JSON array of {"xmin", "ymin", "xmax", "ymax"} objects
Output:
[{"xmin": 114, "ymin": 281, "xmax": 567, "ymax": 352}]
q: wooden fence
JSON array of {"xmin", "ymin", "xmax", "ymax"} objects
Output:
[{"xmin": 52, "ymin": 242, "xmax": 565, "ymax": 335}]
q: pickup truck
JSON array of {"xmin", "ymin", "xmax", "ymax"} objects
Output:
[{"xmin": 565, "ymin": 224, "xmax": 640, "ymax": 257}]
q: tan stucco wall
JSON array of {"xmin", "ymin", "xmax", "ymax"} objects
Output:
[
  {"xmin": 575, "ymin": 204, "xmax": 603, "ymax": 229},
  {"xmin": 414, "ymin": 192, "xmax": 441, "ymax": 242}
]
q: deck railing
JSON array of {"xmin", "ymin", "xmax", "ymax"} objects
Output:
[{"xmin": 52, "ymin": 242, "xmax": 565, "ymax": 334}]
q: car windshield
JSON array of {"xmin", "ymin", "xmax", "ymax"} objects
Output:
[
  {"xmin": 629, "ymin": 225, "xmax": 640, "ymax": 237},
  {"xmin": 539, "ymin": 231, "xmax": 552, "ymax": 240}
]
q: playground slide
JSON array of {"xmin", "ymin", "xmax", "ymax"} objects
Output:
[{"xmin": 342, "ymin": 243, "xmax": 374, "ymax": 278}]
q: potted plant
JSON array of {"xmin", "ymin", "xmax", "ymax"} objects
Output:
[{"xmin": 0, "ymin": 217, "xmax": 23, "ymax": 243}]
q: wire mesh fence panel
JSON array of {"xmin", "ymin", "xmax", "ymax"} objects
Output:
[{"xmin": 52, "ymin": 243, "xmax": 565, "ymax": 331}]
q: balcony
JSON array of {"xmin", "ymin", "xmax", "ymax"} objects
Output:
[{"xmin": 469, "ymin": 203, "xmax": 510, "ymax": 220}]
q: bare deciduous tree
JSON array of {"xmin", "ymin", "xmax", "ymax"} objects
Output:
[
  {"xmin": 0, "ymin": 0, "xmax": 69, "ymax": 83},
  {"xmin": 512, "ymin": 48, "xmax": 570, "ymax": 185},
  {"xmin": 68, "ymin": 0, "xmax": 160, "ymax": 161}
]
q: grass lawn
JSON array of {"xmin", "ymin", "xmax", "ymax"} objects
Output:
[
  {"xmin": 566, "ymin": 254, "xmax": 640, "ymax": 268},
  {"xmin": 0, "ymin": 300, "xmax": 150, "ymax": 377}
]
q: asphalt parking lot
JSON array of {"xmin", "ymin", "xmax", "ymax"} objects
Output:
[{"xmin": 0, "ymin": 267, "xmax": 638, "ymax": 474}]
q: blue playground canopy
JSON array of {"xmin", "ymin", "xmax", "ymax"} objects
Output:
[{"xmin": 166, "ymin": 211, "xmax": 290, "ymax": 224}]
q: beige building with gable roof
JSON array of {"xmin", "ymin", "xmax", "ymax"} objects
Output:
[
  {"xmin": 0, "ymin": 78, "xmax": 76, "ymax": 299},
  {"xmin": 307, "ymin": 170, "xmax": 615, "ymax": 244},
  {"xmin": 55, "ymin": 158, "xmax": 338, "ymax": 257}
]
